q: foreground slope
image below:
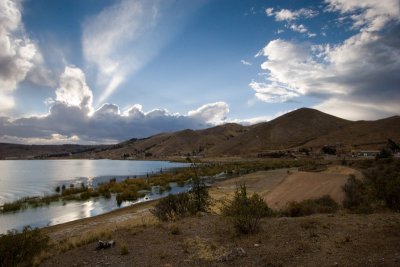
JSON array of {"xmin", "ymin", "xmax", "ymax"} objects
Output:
[{"xmin": 41, "ymin": 166, "xmax": 400, "ymax": 266}]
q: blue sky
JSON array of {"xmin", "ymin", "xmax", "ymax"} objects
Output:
[{"xmin": 0, "ymin": 0, "xmax": 399, "ymax": 144}]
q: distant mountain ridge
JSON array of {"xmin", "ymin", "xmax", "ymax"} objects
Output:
[
  {"xmin": 81, "ymin": 108, "xmax": 400, "ymax": 159},
  {"xmin": 1, "ymin": 108, "xmax": 399, "ymax": 159}
]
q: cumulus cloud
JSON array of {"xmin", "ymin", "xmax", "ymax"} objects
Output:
[
  {"xmin": 266, "ymin": 8, "xmax": 318, "ymax": 21},
  {"xmin": 0, "ymin": 0, "xmax": 37, "ymax": 114},
  {"xmin": 187, "ymin": 102, "xmax": 229, "ymax": 125},
  {"xmin": 265, "ymin": 7, "xmax": 318, "ymax": 36},
  {"xmin": 55, "ymin": 66, "xmax": 93, "ymax": 110},
  {"xmin": 0, "ymin": 100, "xmax": 230, "ymax": 143},
  {"xmin": 0, "ymin": 65, "xmax": 231, "ymax": 143},
  {"xmin": 0, "ymin": 0, "xmax": 54, "ymax": 115},
  {"xmin": 326, "ymin": 0, "xmax": 400, "ymax": 32},
  {"xmin": 253, "ymin": 0, "xmax": 400, "ymax": 119}
]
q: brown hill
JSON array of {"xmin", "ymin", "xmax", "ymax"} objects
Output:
[
  {"xmin": 303, "ymin": 115, "xmax": 400, "ymax": 150},
  {"xmin": 206, "ymin": 108, "xmax": 351, "ymax": 156},
  {"xmin": 62, "ymin": 108, "xmax": 400, "ymax": 159},
  {"xmin": 89, "ymin": 123, "xmax": 246, "ymax": 159},
  {"xmin": 2, "ymin": 108, "xmax": 399, "ymax": 159},
  {"xmin": 0, "ymin": 143, "xmax": 104, "ymax": 160}
]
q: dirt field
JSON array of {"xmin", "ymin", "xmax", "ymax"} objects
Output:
[{"xmin": 265, "ymin": 166, "xmax": 362, "ymax": 209}]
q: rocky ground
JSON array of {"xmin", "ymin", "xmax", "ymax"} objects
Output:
[{"xmin": 41, "ymin": 212, "xmax": 400, "ymax": 266}]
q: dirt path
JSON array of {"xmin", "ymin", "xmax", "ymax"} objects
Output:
[{"xmin": 265, "ymin": 165, "xmax": 362, "ymax": 209}]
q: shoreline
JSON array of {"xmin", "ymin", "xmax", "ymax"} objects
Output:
[
  {"xmin": 41, "ymin": 168, "xmax": 295, "ymax": 241},
  {"xmin": 41, "ymin": 198, "xmax": 159, "ymax": 241}
]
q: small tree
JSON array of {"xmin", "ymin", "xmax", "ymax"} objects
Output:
[
  {"xmin": 364, "ymin": 160, "xmax": 400, "ymax": 211},
  {"xmin": 187, "ymin": 158, "xmax": 210, "ymax": 213},
  {"xmin": 222, "ymin": 184, "xmax": 271, "ymax": 234},
  {"xmin": 342, "ymin": 174, "xmax": 372, "ymax": 213}
]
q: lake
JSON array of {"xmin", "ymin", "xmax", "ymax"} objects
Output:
[{"xmin": 0, "ymin": 160, "xmax": 189, "ymax": 234}]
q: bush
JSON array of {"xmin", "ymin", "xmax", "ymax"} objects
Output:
[
  {"xmin": 284, "ymin": 195, "xmax": 339, "ymax": 217},
  {"xmin": 363, "ymin": 160, "xmax": 400, "ymax": 211},
  {"xmin": 222, "ymin": 184, "xmax": 271, "ymax": 234},
  {"xmin": 151, "ymin": 193, "xmax": 191, "ymax": 221},
  {"xmin": 342, "ymin": 174, "xmax": 372, "ymax": 213},
  {"xmin": 0, "ymin": 226, "xmax": 49, "ymax": 267},
  {"xmin": 151, "ymin": 160, "xmax": 211, "ymax": 222},
  {"xmin": 187, "ymin": 176, "xmax": 210, "ymax": 214}
]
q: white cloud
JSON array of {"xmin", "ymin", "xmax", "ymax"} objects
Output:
[
  {"xmin": 250, "ymin": 1, "xmax": 400, "ymax": 119},
  {"xmin": 240, "ymin": 59, "xmax": 252, "ymax": 66},
  {"xmin": 249, "ymin": 81, "xmax": 300, "ymax": 103},
  {"xmin": 314, "ymin": 97, "xmax": 398, "ymax": 121},
  {"xmin": 188, "ymin": 102, "xmax": 229, "ymax": 125},
  {"xmin": 0, "ymin": 100, "xmax": 231, "ymax": 143},
  {"xmin": 55, "ymin": 66, "xmax": 93, "ymax": 110},
  {"xmin": 268, "ymin": 8, "xmax": 318, "ymax": 22},
  {"xmin": 266, "ymin": 8, "xmax": 274, "ymax": 17},
  {"xmin": 286, "ymin": 23, "xmax": 316, "ymax": 36},
  {"xmin": 0, "ymin": 65, "xmax": 231, "ymax": 143},
  {"xmin": 0, "ymin": 0, "xmax": 54, "ymax": 115},
  {"xmin": 325, "ymin": 0, "xmax": 400, "ymax": 32},
  {"xmin": 266, "ymin": 7, "xmax": 318, "ymax": 37},
  {"xmin": 289, "ymin": 23, "xmax": 308, "ymax": 33},
  {"xmin": 0, "ymin": 0, "xmax": 38, "ymax": 114}
]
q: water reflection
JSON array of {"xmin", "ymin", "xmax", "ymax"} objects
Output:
[
  {"xmin": 0, "ymin": 160, "xmax": 188, "ymax": 204},
  {"xmin": 0, "ymin": 184, "xmax": 191, "ymax": 234}
]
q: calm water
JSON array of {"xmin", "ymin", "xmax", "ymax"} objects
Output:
[{"xmin": 0, "ymin": 160, "xmax": 189, "ymax": 234}]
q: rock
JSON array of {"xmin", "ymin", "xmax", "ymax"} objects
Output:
[
  {"xmin": 95, "ymin": 240, "xmax": 116, "ymax": 250},
  {"xmin": 217, "ymin": 247, "xmax": 247, "ymax": 262},
  {"xmin": 254, "ymin": 243, "xmax": 261, "ymax": 247}
]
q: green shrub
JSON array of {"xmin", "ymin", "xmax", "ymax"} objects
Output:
[
  {"xmin": 283, "ymin": 195, "xmax": 339, "ymax": 217},
  {"xmin": 222, "ymin": 184, "xmax": 271, "ymax": 234},
  {"xmin": 151, "ymin": 193, "xmax": 190, "ymax": 221},
  {"xmin": 363, "ymin": 160, "xmax": 400, "ymax": 211},
  {"xmin": 151, "ymin": 160, "xmax": 211, "ymax": 222},
  {"xmin": 342, "ymin": 174, "xmax": 372, "ymax": 213},
  {"xmin": 187, "ymin": 176, "xmax": 210, "ymax": 214},
  {"xmin": 0, "ymin": 226, "xmax": 49, "ymax": 267}
]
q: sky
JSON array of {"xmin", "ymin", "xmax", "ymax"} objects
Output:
[{"xmin": 0, "ymin": 0, "xmax": 399, "ymax": 144}]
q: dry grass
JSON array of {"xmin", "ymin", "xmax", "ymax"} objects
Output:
[{"xmin": 182, "ymin": 236, "xmax": 227, "ymax": 261}]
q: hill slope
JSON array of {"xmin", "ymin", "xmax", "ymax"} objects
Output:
[
  {"xmin": 2, "ymin": 108, "xmax": 399, "ymax": 159},
  {"xmin": 304, "ymin": 115, "xmax": 400, "ymax": 149},
  {"xmin": 207, "ymin": 108, "xmax": 351, "ymax": 156}
]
